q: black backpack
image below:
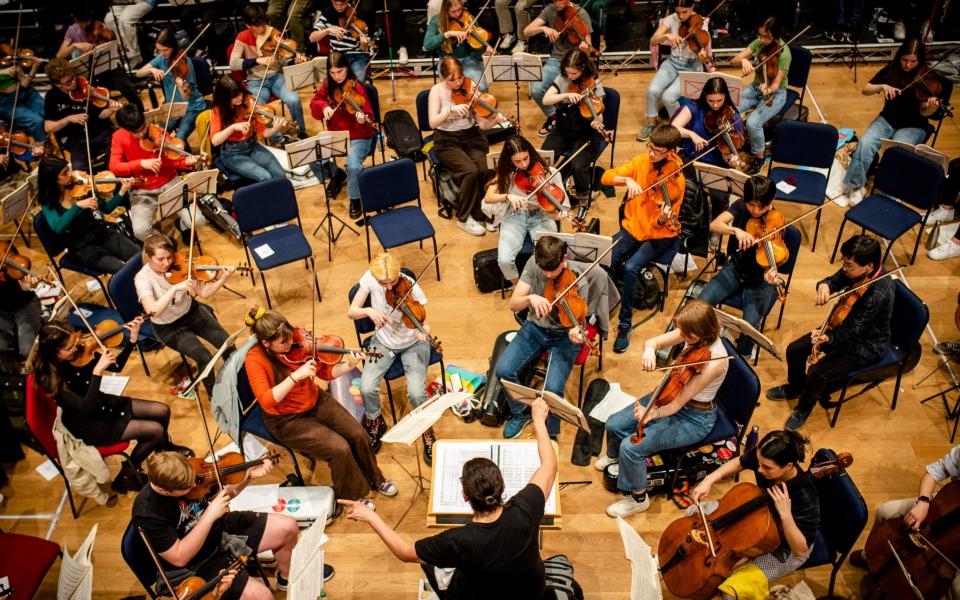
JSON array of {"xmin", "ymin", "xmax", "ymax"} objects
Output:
[{"xmin": 382, "ymin": 109, "xmax": 425, "ymax": 162}]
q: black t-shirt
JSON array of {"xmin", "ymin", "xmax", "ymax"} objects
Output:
[
  {"xmin": 132, "ymin": 485, "xmax": 223, "ymax": 571},
  {"xmin": 739, "ymin": 447, "xmax": 821, "ymax": 548},
  {"xmin": 725, "ymin": 200, "xmax": 766, "ymax": 287},
  {"xmin": 44, "ymin": 85, "xmax": 113, "ymax": 150},
  {"xmin": 870, "ymin": 64, "xmax": 950, "ymax": 131},
  {"xmin": 0, "ymin": 275, "xmax": 36, "ymax": 312},
  {"xmin": 415, "ymin": 483, "xmax": 547, "ymax": 599}
]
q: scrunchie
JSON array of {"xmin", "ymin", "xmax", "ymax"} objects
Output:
[{"xmin": 244, "ymin": 306, "xmax": 266, "ymax": 326}]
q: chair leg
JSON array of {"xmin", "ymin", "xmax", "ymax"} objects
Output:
[
  {"xmin": 578, "ymin": 363, "xmax": 585, "ymax": 408},
  {"xmin": 64, "ymin": 477, "xmax": 80, "ymax": 519},
  {"xmin": 598, "ymin": 336, "xmax": 603, "ymax": 371},
  {"xmin": 310, "ymin": 257, "xmax": 322, "ymax": 302},
  {"xmin": 881, "ymin": 241, "xmax": 892, "ymax": 267},
  {"xmin": 811, "ymin": 210, "xmax": 822, "ymax": 252},
  {"xmin": 259, "ymin": 272, "xmax": 272, "ymax": 309},
  {"xmin": 891, "ymin": 366, "xmax": 904, "ymax": 410},
  {"xmin": 439, "ymin": 356, "xmax": 448, "ymax": 393},
  {"xmin": 830, "ymin": 218, "xmax": 848, "ymax": 262},
  {"xmin": 97, "ymin": 276, "xmax": 116, "ymax": 309},
  {"xmin": 830, "ymin": 384, "xmax": 851, "ymax": 428},
  {"xmin": 287, "ymin": 447, "xmax": 306, "ymax": 485},
  {"xmin": 909, "ymin": 227, "xmax": 923, "ymax": 265}
]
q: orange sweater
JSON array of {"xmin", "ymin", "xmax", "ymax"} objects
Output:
[
  {"xmin": 601, "ymin": 152, "xmax": 685, "ymax": 242},
  {"xmin": 244, "ymin": 346, "xmax": 336, "ymax": 415}
]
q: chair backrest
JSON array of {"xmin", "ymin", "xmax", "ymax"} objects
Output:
[
  {"xmin": 363, "ymin": 82, "xmax": 382, "ymax": 126},
  {"xmin": 121, "ymin": 520, "xmax": 160, "ymax": 598},
  {"xmin": 24, "ymin": 373, "xmax": 59, "ymax": 461},
  {"xmin": 190, "ymin": 56, "xmax": 213, "ymax": 96},
  {"xmin": 714, "ymin": 339, "xmax": 760, "ymax": 436},
  {"xmin": 809, "ymin": 448, "xmax": 868, "ymax": 559},
  {"xmin": 873, "ymin": 147, "xmax": 945, "ymax": 212},
  {"xmin": 357, "ymin": 158, "xmax": 420, "ymax": 213},
  {"xmin": 890, "ymin": 279, "xmax": 929, "ymax": 352},
  {"xmin": 33, "ymin": 211, "xmax": 67, "ymax": 260},
  {"xmin": 415, "ymin": 89, "xmax": 432, "ymax": 133},
  {"xmin": 108, "ymin": 254, "xmax": 145, "ymax": 321},
  {"xmin": 237, "ymin": 364, "xmax": 256, "ymax": 413},
  {"xmin": 601, "ymin": 87, "xmax": 621, "ymax": 134},
  {"xmin": 771, "ymin": 121, "xmax": 838, "ymax": 169},
  {"xmin": 347, "ymin": 282, "xmax": 376, "ymax": 342},
  {"xmin": 786, "ymin": 45, "xmax": 812, "ymax": 90},
  {"xmin": 232, "ymin": 177, "xmax": 300, "ymax": 233},
  {"xmin": 779, "ymin": 225, "xmax": 803, "ymax": 276}
]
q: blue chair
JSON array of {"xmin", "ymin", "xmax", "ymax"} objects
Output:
[
  {"xmin": 647, "ymin": 242, "xmax": 681, "ymax": 313},
  {"xmin": 232, "ymin": 177, "xmax": 322, "ymax": 309},
  {"xmin": 347, "ymin": 271, "xmax": 447, "ymax": 424},
  {"xmin": 415, "ymin": 89, "xmax": 447, "ymax": 210},
  {"xmin": 583, "ymin": 87, "xmax": 621, "ymax": 199},
  {"xmin": 768, "ymin": 121, "xmax": 838, "ymax": 251},
  {"xmin": 33, "ymin": 211, "xmax": 115, "ymax": 309},
  {"xmin": 831, "ymin": 147, "xmax": 945, "ymax": 266},
  {"xmin": 357, "ymin": 158, "xmax": 440, "ymax": 280},
  {"xmin": 799, "ymin": 448, "xmax": 868, "ymax": 598},
  {"xmin": 826, "ymin": 280, "xmax": 928, "ymax": 427},
  {"xmin": 121, "ymin": 521, "xmax": 161, "ymax": 599},
  {"xmin": 363, "ymin": 82, "xmax": 387, "ymax": 164},
  {"xmin": 770, "ymin": 45, "xmax": 812, "ymax": 126}
]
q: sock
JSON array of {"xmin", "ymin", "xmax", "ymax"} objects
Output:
[{"xmin": 631, "ymin": 491, "xmax": 647, "ymax": 502}]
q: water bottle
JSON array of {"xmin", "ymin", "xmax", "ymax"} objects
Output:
[{"xmin": 745, "ymin": 425, "xmax": 760, "ymax": 452}]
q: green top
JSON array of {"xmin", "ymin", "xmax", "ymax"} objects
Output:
[
  {"xmin": 423, "ymin": 15, "xmax": 485, "ymax": 60},
  {"xmin": 42, "ymin": 192, "xmax": 124, "ymax": 234},
  {"xmin": 747, "ymin": 38, "xmax": 791, "ymax": 89}
]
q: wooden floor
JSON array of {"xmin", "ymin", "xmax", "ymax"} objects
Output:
[{"xmin": 6, "ymin": 63, "xmax": 960, "ymax": 599}]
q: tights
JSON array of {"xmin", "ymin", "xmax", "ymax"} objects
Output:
[{"xmin": 120, "ymin": 399, "xmax": 171, "ymax": 467}]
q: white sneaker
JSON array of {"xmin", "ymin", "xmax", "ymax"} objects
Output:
[
  {"xmin": 894, "ymin": 21, "xmax": 906, "ymax": 40},
  {"xmin": 511, "ymin": 40, "xmax": 526, "ymax": 55},
  {"xmin": 501, "ymin": 33, "xmax": 516, "ymax": 49},
  {"xmin": 605, "ymin": 493, "xmax": 650, "ymax": 518},
  {"xmin": 484, "ymin": 220, "xmax": 498, "ymax": 232},
  {"xmin": 928, "ymin": 240, "xmax": 960, "ymax": 260},
  {"xmin": 594, "ymin": 455, "xmax": 618, "ymax": 472},
  {"xmin": 397, "ymin": 46, "xmax": 409, "ymax": 65},
  {"xmin": 833, "ymin": 191, "xmax": 850, "ymax": 207},
  {"xmin": 928, "ymin": 206, "xmax": 956, "ymax": 224},
  {"xmin": 377, "ymin": 479, "xmax": 398, "ymax": 496},
  {"xmin": 458, "ymin": 217, "xmax": 485, "ymax": 236},
  {"xmin": 847, "ymin": 187, "xmax": 865, "ymax": 207}
]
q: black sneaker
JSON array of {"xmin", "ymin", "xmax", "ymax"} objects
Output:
[
  {"xmin": 613, "ymin": 325, "xmax": 631, "ymax": 353},
  {"xmin": 364, "ymin": 415, "xmax": 387, "ymax": 452},
  {"xmin": 165, "ymin": 442, "xmax": 195, "ymax": 458},
  {"xmin": 765, "ymin": 385, "xmax": 800, "ymax": 401},
  {"xmin": 323, "ymin": 563, "xmax": 335, "ymax": 582},
  {"xmin": 275, "ymin": 572, "xmax": 288, "ymax": 591},
  {"xmin": 327, "ymin": 167, "xmax": 347, "ymax": 198},
  {"xmin": 421, "ymin": 427, "xmax": 436, "ymax": 467},
  {"xmin": 349, "ymin": 197, "xmax": 362, "ymax": 220},
  {"xmin": 848, "ymin": 549, "xmax": 867, "ymax": 569}
]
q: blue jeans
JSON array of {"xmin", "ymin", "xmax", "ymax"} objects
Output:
[
  {"xmin": 494, "ymin": 320, "xmax": 580, "ymax": 436},
  {"xmin": 842, "ymin": 115, "xmax": 927, "ymax": 190},
  {"xmin": 220, "ymin": 138, "xmax": 285, "ymax": 182},
  {"xmin": 318, "ymin": 136, "xmax": 373, "ymax": 199},
  {"xmin": 346, "ymin": 52, "xmax": 369, "ymax": 82},
  {"xmin": 174, "ymin": 108, "xmax": 202, "ymax": 144},
  {"xmin": 360, "ymin": 337, "xmax": 431, "ymax": 420},
  {"xmin": 698, "ymin": 262, "xmax": 777, "ymax": 356},
  {"xmin": 247, "ymin": 72, "xmax": 306, "ymax": 136},
  {"xmin": 737, "ymin": 83, "xmax": 787, "ymax": 155},
  {"xmin": 460, "ymin": 55, "xmax": 488, "ymax": 92},
  {"xmin": 497, "ymin": 209, "xmax": 557, "ymax": 280},
  {"xmin": 605, "ymin": 393, "xmax": 716, "ymax": 493},
  {"xmin": 530, "ymin": 57, "xmax": 561, "ymax": 119},
  {"xmin": 647, "ymin": 55, "xmax": 701, "ymax": 119},
  {"xmin": 0, "ymin": 86, "xmax": 46, "ymax": 142},
  {"xmin": 612, "ymin": 228, "xmax": 678, "ymax": 327}
]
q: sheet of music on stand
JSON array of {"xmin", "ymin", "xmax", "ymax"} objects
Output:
[
  {"xmin": 380, "ymin": 392, "xmax": 472, "ymax": 445},
  {"xmin": 429, "ymin": 440, "xmax": 558, "ymax": 516},
  {"xmin": 287, "ymin": 514, "xmax": 328, "ymax": 600},
  {"xmin": 58, "ymin": 523, "xmax": 98, "ymax": 600},
  {"xmin": 616, "ymin": 517, "xmax": 663, "ymax": 600},
  {"xmin": 532, "ymin": 230, "xmax": 614, "ymax": 267}
]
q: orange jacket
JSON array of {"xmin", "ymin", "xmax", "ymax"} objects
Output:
[{"xmin": 601, "ymin": 152, "xmax": 684, "ymax": 241}]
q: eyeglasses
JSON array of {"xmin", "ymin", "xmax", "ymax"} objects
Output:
[{"xmin": 647, "ymin": 143, "xmax": 669, "ymax": 156}]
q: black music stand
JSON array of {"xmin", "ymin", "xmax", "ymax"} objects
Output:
[
  {"xmin": 1, "ymin": 181, "xmax": 32, "ymax": 246},
  {"xmin": 69, "ymin": 41, "xmax": 121, "ymax": 81},
  {"xmin": 490, "ymin": 53, "xmax": 543, "ymax": 128}
]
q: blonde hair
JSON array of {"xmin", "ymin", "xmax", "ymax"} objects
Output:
[
  {"xmin": 674, "ymin": 299, "xmax": 720, "ymax": 346},
  {"xmin": 143, "ymin": 232, "xmax": 177, "ymax": 258},
  {"xmin": 143, "ymin": 451, "xmax": 195, "ymax": 491},
  {"xmin": 369, "ymin": 253, "xmax": 400, "ymax": 281}
]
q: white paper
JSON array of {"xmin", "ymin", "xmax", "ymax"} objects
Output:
[
  {"xmin": 98, "ymin": 375, "xmax": 129, "ymax": 395},
  {"xmin": 58, "ymin": 524, "xmax": 97, "ymax": 600},
  {"xmin": 36, "ymin": 459, "xmax": 59, "ymax": 481},
  {"xmin": 85, "ymin": 279, "xmax": 101, "ymax": 292},
  {"xmin": 589, "ymin": 383, "xmax": 637, "ymax": 423},
  {"xmin": 0, "ymin": 577, "xmax": 10, "ymax": 595},
  {"xmin": 242, "ymin": 435, "xmax": 268, "ymax": 459},
  {"xmin": 73, "ymin": 307, "xmax": 93, "ymax": 319},
  {"xmin": 253, "ymin": 244, "xmax": 275, "ymax": 259},
  {"xmin": 616, "ymin": 517, "xmax": 663, "ymax": 600},
  {"xmin": 230, "ymin": 483, "xmax": 280, "ymax": 511},
  {"xmin": 775, "ymin": 180, "xmax": 796, "ymax": 195},
  {"xmin": 381, "ymin": 392, "xmax": 471, "ymax": 445},
  {"xmin": 288, "ymin": 517, "xmax": 327, "ymax": 600}
]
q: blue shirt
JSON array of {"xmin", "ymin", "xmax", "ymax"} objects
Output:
[
  {"xmin": 676, "ymin": 97, "xmax": 744, "ymax": 167},
  {"xmin": 148, "ymin": 54, "xmax": 206, "ymax": 112}
]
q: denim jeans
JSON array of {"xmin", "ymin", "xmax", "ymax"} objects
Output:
[
  {"xmin": 497, "ymin": 209, "xmax": 557, "ymax": 280},
  {"xmin": 494, "ymin": 320, "xmax": 580, "ymax": 436},
  {"xmin": 647, "ymin": 55, "xmax": 701, "ymax": 119},
  {"xmin": 460, "ymin": 55, "xmax": 488, "ymax": 92},
  {"xmin": 0, "ymin": 86, "xmax": 46, "ymax": 142},
  {"xmin": 220, "ymin": 138, "xmax": 286, "ymax": 182},
  {"xmin": 698, "ymin": 262, "xmax": 777, "ymax": 356},
  {"xmin": 530, "ymin": 57, "xmax": 562, "ymax": 119},
  {"xmin": 247, "ymin": 72, "xmax": 306, "ymax": 136},
  {"xmin": 737, "ymin": 83, "xmax": 787, "ymax": 155},
  {"xmin": 175, "ymin": 108, "xmax": 202, "ymax": 143},
  {"xmin": 842, "ymin": 115, "xmax": 927, "ymax": 190},
  {"xmin": 612, "ymin": 228, "xmax": 678, "ymax": 327},
  {"xmin": 346, "ymin": 52, "xmax": 370, "ymax": 82},
  {"xmin": 605, "ymin": 393, "xmax": 716, "ymax": 492},
  {"xmin": 360, "ymin": 337, "xmax": 431, "ymax": 420}
]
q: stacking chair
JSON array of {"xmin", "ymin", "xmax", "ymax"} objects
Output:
[
  {"xmin": 363, "ymin": 82, "xmax": 387, "ymax": 164},
  {"xmin": 0, "ymin": 531, "xmax": 60, "ymax": 599},
  {"xmin": 121, "ymin": 521, "xmax": 162, "ymax": 598},
  {"xmin": 766, "ymin": 44, "xmax": 812, "ymax": 130},
  {"xmin": 33, "ymin": 211, "xmax": 115, "ymax": 308}
]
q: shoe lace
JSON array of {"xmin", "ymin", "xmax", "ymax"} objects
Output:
[{"xmin": 422, "ymin": 428, "xmax": 435, "ymax": 446}]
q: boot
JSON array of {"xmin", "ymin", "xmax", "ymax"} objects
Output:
[
  {"xmin": 165, "ymin": 439, "xmax": 195, "ymax": 458},
  {"xmin": 363, "ymin": 415, "xmax": 387, "ymax": 452},
  {"xmin": 111, "ymin": 462, "xmax": 145, "ymax": 494},
  {"xmin": 421, "ymin": 427, "xmax": 436, "ymax": 467},
  {"xmin": 349, "ymin": 197, "xmax": 362, "ymax": 220}
]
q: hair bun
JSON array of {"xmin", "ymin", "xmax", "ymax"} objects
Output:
[{"xmin": 244, "ymin": 306, "xmax": 266, "ymax": 326}]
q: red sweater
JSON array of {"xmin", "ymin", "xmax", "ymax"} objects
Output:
[
  {"xmin": 310, "ymin": 82, "xmax": 375, "ymax": 140},
  {"xmin": 244, "ymin": 345, "xmax": 337, "ymax": 415},
  {"xmin": 109, "ymin": 129, "xmax": 188, "ymax": 190}
]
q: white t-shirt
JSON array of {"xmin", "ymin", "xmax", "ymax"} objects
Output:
[
  {"xmin": 661, "ymin": 13, "xmax": 704, "ymax": 62},
  {"xmin": 434, "ymin": 84, "xmax": 475, "ymax": 132},
  {"xmin": 691, "ymin": 336, "xmax": 729, "ymax": 404},
  {"xmin": 358, "ymin": 270, "xmax": 428, "ymax": 350},
  {"xmin": 134, "ymin": 264, "xmax": 192, "ymax": 325}
]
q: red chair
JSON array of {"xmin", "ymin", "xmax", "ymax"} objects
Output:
[
  {"xmin": 0, "ymin": 530, "xmax": 60, "ymax": 598},
  {"xmin": 24, "ymin": 373, "xmax": 132, "ymax": 519},
  {"xmin": 225, "ymin": 43, "xmax": 287, "ymax": 118}
]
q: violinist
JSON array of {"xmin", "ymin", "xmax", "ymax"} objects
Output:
[
  {"xmin": 209, "ymin": 77, "xmax": 286, "ymax": 183},
  {"xmin": 347, "ymin": 253, "xmax": 436, "ymax": 463},
  {"xmin": 246, "ymin": 307, "xmax": 397, "ymax": 501},
  {"xmin": 601, "ymin": 124, "xmax": 684, "ymax": 353},
  {"xmin": 309, "ymin": 52, "xmax": 375, "ymax": 220},
  {"xmin": 310, "ymin": 0, "xmax": 374, "ymax": 81},
  {"xmin": 483, "ymin": 135, "xmax": 564, "ymax": 285},
  {"xmin": 0, "ymin": 258, "xmax": 41, "ymax": 362},
  {"xmin": 134, "ymin": 29, "xmax": 206, "ymax": 143},
  {"xmin": 696, "ymin": 176, "xmax": 780, "ymax": 358},
  {"xmin": 267, "ymin": 0, "xmax": 309, "ymax": 49},
  {"xmin": 423, "ymin": 0, "xmax": 493, "ymax": 92},
  {"xmin": 767, "ymin": 235, "xmax": 894, "ymax": 430},
  {"xmin": 730, "ymin": 16, "xmax": 792, "ymax": 175},
  {"xmin": 495, "ymin": 235, "xmax": 590, "ymax": 440},
  {"xmin": 28, "ymin": 318, "xmax": 193, "ymax": 495},
  {"xmin": 837, "ymin": 38, "xmax": 950, "ymax": 208},
  {"xmin": 689, "ymin": 430, "xmax": 821, "ymax": 599},
  {"xmin": 427, "ymin": 56, "xmax": 500, "ymax": 236},
  {"xmin": 523, "ymin": 0, "xmax": 593, "ymax": 137},
  {"xmin": 135, "ymin": 233, "xmax": 235, "ymax": 396},
  {"xmin": 601, "ymin": 301, "xmax": 728, "ymax": 518},
  {"xmin": 0, "ymin": 43, "xmax": 45, "ymax": 144},
  {"xmin": 847, "ymin": 442, "xmax": 960, "ymax": 598},
  {"xmin": 133, "ymin": 450, "xmax": 310, "ymax": 597},
  {"xmin": 37, "ymin": 156, "xmax": 139, "ymax": 274},
  {"xmin": 671, "ymin": 76, "xmax": 746, "ymax": 169},
  {"xmin": 541, "ymin": 48, "xmax": 605, "ymax": 207},
  {"xmin": 927, "ymin": 157, "xmax": 960, "ymax": 261},
  {"xmin": 637, "ymin": 0, "xmax": 710, "ymax": 143}
]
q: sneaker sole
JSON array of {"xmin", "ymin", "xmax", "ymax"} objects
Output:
[{"xmin": 503, "ymin": 420, "xmax": 531, "ymax": 439}]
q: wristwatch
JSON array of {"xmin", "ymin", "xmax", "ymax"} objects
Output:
[{"xmin": 917, "ymin": 495, "xmax": 931, "ymax": 504}]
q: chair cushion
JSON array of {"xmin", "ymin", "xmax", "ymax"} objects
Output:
[
  {"xmin": 801, "ymin": 529, "xmax": 834, "ymax": 568},
  {"xmin": 847, "ymin": 343, "xmax": 903, "ymax": 379},
  {"xmin": 369, "ymin": 206, "xmax": 436, "ymax": 250},
  {"xmin": 0, "ymin": 532, "xmax": 60, "ymax": 597},
  {"xmin": 246, "ymin": 225, "xmax": 312, "ymax": 270},
  {"xmin": 778, "ymin": 89, "xmax": 800, "ymax": 117},
  {"xmin": 97, "ymin": 441, "xmax": 131, "ymax": 457},
  {"xmin": 844, "ymin": 194, "xmax": 923, "ymax": 242},
  {"xmin": 769, "ymin": 167, "xmax": 827, "ymax": 205},
  {"xmin": 701, "ymin": 405, "xmax": 738, "ymax": 444}
]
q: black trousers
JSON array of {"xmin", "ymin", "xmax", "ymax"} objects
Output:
[
  {"xmin": 433, "ymin": 127, "xmax": 490, "ymax": 223},
  {"xmin": 785, "ymin": 334, "xmax": 875, "ymax": 413}
]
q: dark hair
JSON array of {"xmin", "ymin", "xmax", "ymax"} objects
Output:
[
  {"xmin": 493, "ymin": 136, "xmax": 548, "ymax": 193},
  {"xmin": 439, "ymin": 56, "xmax": 464, "ymax": 79},
  {"xmin": 744, "ymin": 175, "xmax": 775, "ymax": 206},
  {"xmin": 461, "ymin": 458, "xmax": 504, "ymax": 513},
  {"xmin": 534, "ymin": 235, "xmax": 567, "ymax": 271},
  {"xmin": 757, "ymin": 430, "xmax": 810, "ymax": 467},
  {"xmin": 325, "ymin": 51, "xmax": 359, "ymax": 93},
  {"xmin": 44, "ymin": 58, "xmax": 75, "ymax": 85},
  {"xmin": 695, "ymin": 77, "xmax": 736, "ymax": 114},
  {"xmin": 155, "ymin": 28, "xmax": 179, "ymax": 51},
  {"xmin": 649, "ymin": 124, "xmax": 681, "ymax": 150},
  {"xmin": 675, "ymin": 0, "xmax": 695, "ymax": 8},
  {"xmin": 37, "ymin": 157, "xmax": 70, "ymax": 208},
  {"xmin": 242, "ymin": 4, "xmax": 268, "ymax": 26},
  {"xmin": 28, "ymin": 320, "xmax": 78, "ymax": 395},
  {"xmin": 212, "ymin": 76, "xmax": 246, "ymax": 125},
  {"xmin": 559, "ymin": 48, "xmax": 597, "ymax": 82},
  {"xmin": 890, "ymin": 38, "xmax": 927, "ymax": 84},
  {"xmin": 116, "ymin": 104, "xmax": 145, "ymax": 131},
  {"xmin": 246, "ymin": 307, "xmax": 296, "ymax": 386},
  {"xmin": 839, "ymin": 235, "xmax": 881, "ymax": 269},
  {"xmin": 759, "ymin": 16, "xmax": 782, "ymax": 40}
]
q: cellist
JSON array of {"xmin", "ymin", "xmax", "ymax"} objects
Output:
[
  {"xmin": 599, "ymin": 300, "xmax": 729, "ymax": 518},
  {"xmin": 766, "ymin": 235, "xmax": 895, "ymax": 430}
]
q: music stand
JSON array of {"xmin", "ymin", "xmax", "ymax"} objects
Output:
[
  {"xmin": 679, "ymin": 71, "xmax": 742, "ymax": 105},
  {"xmin": 69, "ymin": 41, "xmax": 121, "ymax": 80},
  {"xmin": 490, "ymin": 53, "xmax": 543, "ymax": 127},
  {"xmin": 1, "ymin": 182, "xmax": 31, "ymax": 246},
  {"xmin": 694, "ymin": 161, "xmax": 749, "ymax": 198},
  {"xmin": 531, "ymin": 230, "xmax": 614, "ymax": 266},
  {"xmin": 283, "ymin": 57, "xmax": 327, "ymax": 93},
  {"xmin": 144, "ymin": 103, "xmax": 188, "ymax": 126}
]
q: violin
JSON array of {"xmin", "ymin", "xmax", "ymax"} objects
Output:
[
  {"xmin": 0, "ymin": 125, "xmax": 43, "ymax": 160},
  {"xmin": 806, "ymin": 270, "xmax": 884, "ymax": 371},
  {"xmin": 543, "ymin": 267, "xmax": 598, "ymax": 356},
  {"xmin": 449, "ymin": 12, "xmax": 492, "ymax": 50},
  {"xmin": 331, "ymin": 79, "xmax": 374, "ymax": 122},
  {"xmin": 0, "ymin": 43, "xmax": 46, "ymax": 70},
  {"xmin": 281, "ymin": 328, "xmax": 383, "ymax": 365},
  {"xmin": 164, "ymin": 251, "xmax": 251, "ymax": 284},
  {"xmin": 630, "ymin": 344, "xmax": 711, "ymax": 444},
  {"xmin": 384, "ymin": 275, "xmax": 443, "ymax": 353},
  {"xmin": 0, "ymin": 241, "xmax": 51, "ymax": 284},
  {"xmin": 159, "ymin": 557, "xmax": 247, "ymax": 600},
  {"xmin": 68, "ymin": 76, "xmax": 118, "ymax": 108},
  {"xmin": 236, "ymin": 96, "xmax": 292, "ymax": 137},
  {"xmin": 704, "ymin": 106, "xmax": 747, "ymax": 170},
  {"xmin": 69, "ymin": 170, "xmax": 142, "ymax": 198},
  {"xmin": 568, "ymin": 76, "xmax": 609, "ymax": 135},
  {"xmin": 862, "ymin": 480, "xmax": 960, "ymax": 600},
  {"xmin": 85, "ymin": 20, "xmax": 116, "ymax": 45},
  {"xmin": 678, "ymin": 14, "xmax": 715, "ymax": 69},
  {"xmin": 68, "ymin": 316, "xmax": 147, "ymax": 367},
  {"xmin": 757, "ymin": 41, "xmax": 782, "ymax": 107},
  {"xmin": 186, "ymin": 451, "xmax": 282, "ymax": 499},
  {"xmin": 554, "ymin": 5, "xmax": 600, "ymax": 58},
  {"xmin": 744, "ymin": 209, "xmax": 788, "ymax": 301},
  {"xmin": 514, "ymin": 162, "xmax": 586, "ymax": 231},
  {"xmin": 338, "ymin": 9, "xmax": 371, "ymax": 42},
  {"xmin": 260, "ymin": 29, "xmax": 300, "ymax": 63},
  {"xmin": 658, "ymin": 453, "xmax": 854, "ymax": 600},
  {"xmin": 450, "ymin": 77, "xmax": 518, "ymax": 128},
  {"xmin": 167, "ymin": 49, "xmax": 194, "ymax": 98},
  {"xmin": 140, "ymin": 123, "xmax": 208, "ymax": 166},
  {"xmin": 912, "ymin": 69, "xmax": 954, "ymax": 117}
]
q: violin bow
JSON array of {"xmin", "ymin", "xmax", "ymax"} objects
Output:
[
  {"xmin": 0, "ymin": 192, "xmax": 34, "ymax": 278},
  {"xmin": 137, "ymin": 527, "xmax": 183, "ymax": 600},
  {"xmin": 519, "ymin": 141, "xmax": 591, "ymax": 207},
  {"xmin": 817, "ymin": 266, "xmax": 905, "ymax": 305},
  {"xmin": 545, "ymin": 238, "xmax": 619, "ymax": 310},
  {"xmin": 459, "ymin": 0, "xmax": 495, "ymax": 51},
  {"xmin": 156, "ymin": 23, "xmax": 213, "ymax": 158},
  {"xmin": 650, "ymin": 355, "xmax": 735, "ymax": 371},
  {"xmin": 186, "ymin": 192, "xmax": 198, "ymax": 283},
  {"xmin": 326, "ymin": 54, "xmax": 376, "ymax": 119},
  {"xmin": 746, "ymin": 25, "xmax": 811, "ymax": 81},
  {"xmin": 466, "ymin": 36, "xmax": 503, "ymax": 108},
  {"xmin": 677, "ymin": 0, "xmax": 728, "ymax": 45},
  {"xmin": 159, "ymin": 23, "xmax": 211, "ymax": 79},
  {"xmin": 385, "ymin": 243, "xmax": 448, "ymax": 318},
  {"xmin": 247, "ymin": 0, "xmax": 300, "ymax": 128},
  {"xmin": 46, "ymin": 265, "xmax": 111, "ymax": 357},
  {"xmin": 893, "ymin": 47, "xmax": 960, "ymax": 115},
  {"xmin": 4, "ymin": 0, "xmax": 24, "ymax": 161},
  {"xmin": 553, "ymin": 0, "xmax": 597, "ymax": 38},
  {"xmin": 886, "ymin": 541, "xmax": 925, "ymax": 600}
]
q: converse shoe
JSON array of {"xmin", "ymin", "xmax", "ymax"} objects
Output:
[
  {"xmin": 501, "ymin": 33, "xmax": 516, "ymax": 50},
  {"xmin": 421, "ymin": 427, "xmax": 436, "ymax": 466},
  {"xmin": 785, "ymin": 407, "xmax": 812, "ymax": 431},
  {"xmin": 636, "ymin": 123, "xmax": 655, "ymax": 142},
  {"xmin": 377, "ymin": 479, "xmax": 398, "ymax": 497},
  {"xmin": 275, "ymin": 572, "xmax": 289, "ymax": 591},
  {"xmin": 511, "ymin": 40, "xmax": 526, "ymax": 55},
  {"xmin": 364, "ymin": 415, "xmax": 387, "ymax": 451},
  {"xmin": 929, "ymin": 240, "xmax": 960, "ymax": 261},
  {"xmin": 847, "ymin": 187, "xmax": 865, "ymax": 207},
  {"xmin": 397, "ymin": 46, "xmax": 409, "ymax": 65},
  {"xmin": 613, "ymin": 324, "xmax": 631, "ymax": 354},
  {"xmin": 594, "ymin": 455, "xmax": 618, "ymax": 471},
  {"xmin": 359, "ymin": 498, "xmax": 377, "ymax": 511},
  {"xmin": 503, "ymin": 413, "xmax": 532, "ymax": 439},
  {"xmin": 484, "ymin": 219, "xmax": 498, "ymax": 233},
  {"xmin": 605, "ymin": 493, "xmax": 650, "ymax": 518},
  {"xmin": 457, "ymin": 216, "xmax": 486, "ymax": 236},
  {"xmin": 927, "ymin": 206, "xmax": 956, "ymax": 225}
]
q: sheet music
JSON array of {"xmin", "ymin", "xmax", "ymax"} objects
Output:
[
  {"xmin": 230, "ymin": 483, "xmax": 280, "ymax": 512},
  {"xmin": 588, "ymin": 382, "xmax": 637, "ymax": 423},
  {"xmin": 500, "ymin": 380, "xmax": 590, "ymax": 431},
  {"xmin": 288, "ymin": 517, "xmax": 327, "ymax": 600},
  {"xmin": 616, "ymin": 517, "xmax": 663, "ymax": 600},
  {"xmin": 532, "ymin": 231, "xmax": 614, "ymax": 266},
  {"xmin": 98, "ymin": 375, "xmax": 129, "ymax": 395},
  {"xmin": 57, "ymin": 524, "xmax": 98, "ymax": 600},
  {"xmin": 381, "ymin": 392, "xmax": 471, "ymax": 445}
]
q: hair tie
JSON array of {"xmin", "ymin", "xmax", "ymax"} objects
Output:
[
  {"xmin": 484, "ymin": 495, "xmax": 497, "ymax": 506},
  {"xmin": 244, "ymin": 307, "xmax": 266, "ymax": 326}
]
